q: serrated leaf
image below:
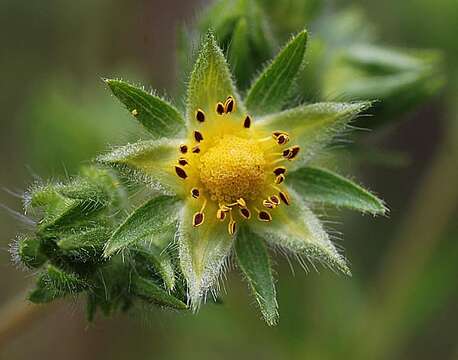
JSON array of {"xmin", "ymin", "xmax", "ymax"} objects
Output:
[
  {"xmin": 104, "ymin": 196, "xmax": 181, "ymax": 257},
  {"xmin": 288, "ymin": 167, "xmax": 386, "ymax": 215},
  {"xmin": 105, "ymin": 79, "xmax": 185, "ymax": 139},
  {"xmin": 97, "ymin": 139, "xmax": 183, "ymax": 195},
  {"xmin": 245, "ymin": 30, "xmax": 308, "ymax": 116},
  {"xmin": 178, "ymin": 200, "xmax": 233, "ymax": 309},
  {"xmin": 186, "ymin": 32, "xmax": 244, "ymax": 126},
  {"xmin": 131, "ymin": 275, "xmax": 187, "ymax": 310},
  {"xmin": 249, "ymin": 190, "xmax": 350, "ymax": 275},
  {"xmin": 257, "ymin": 102, "xmax": 371, "ymax": 168},
  {"xmin": 235, "ymin": 226, "xmax": 278, "ymax": 326}
]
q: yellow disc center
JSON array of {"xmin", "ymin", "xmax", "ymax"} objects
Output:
[{"xmin": 199, "ymin": 135, "xmax": 266, "ymax": 203}]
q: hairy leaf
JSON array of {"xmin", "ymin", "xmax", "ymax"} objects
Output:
[
  {"xmin": 236, "ymin": 226, "xmax": 278, "ymax": 326},
  {"xmin": 289, "ymin": 167, "xmax": 386, "ymax": 214},
  {"xmin": 104, "ymin": 196, "xmax": 180, "ymax": 257},
  {"xmin": 245, "ymin": 30, "xmax": 308, "ymax": 116},
  {"xmin": 105, "ymin": 79, "xmax": 185, "ymax": 138},
  {"xmin": 186, "ymin": 32, "xmax": 244, "ymax": 126},
  {"xmin": 178, "ymin": 200, "xmax": 233, "ymax": 309},
  {"xmin": 131, "ymin": 275, "xmax": 187, "ymax": 310},
  {"xmin": 257, "ymin": 102, "xmax": 371, "ymax": 167},
  {"xmin": 249, "ymin": 190, "xmax": 350, "ymax": 275},
  {"xmin": 97, "ymin": 139, "xmax": 183, "ymax": 194}
]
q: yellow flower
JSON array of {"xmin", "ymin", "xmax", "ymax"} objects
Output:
[{"xmin": 99, "ymin": 31, "xmax": 385, "ymax": 324}]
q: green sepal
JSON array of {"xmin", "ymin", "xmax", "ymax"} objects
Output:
[
  {"xmin": 249, "ymin": 191, "xmax": 350, "ymax": 275},
  {"xmin": 131, "ymin": 275, "xmax": 187, "ymax": 310},
  {"xmin": 257, "ymin": 102, "xmax": 371, "ymax": 167},
  {"xmin": 105, "ymin": 79, "xmax": 185, "ymax": 139},
  {"xmin": 57, "ymin": 226, "xmax": 110, "ymax": 261},
  {"xmin": 186, "ymin": 31, "xmax": 244, "ymax": 125},
  {"xmin": 15, "ymin": 235, "xmax": 46, "ymax": 269},
  {"xmin": 29, "ymin": 264, "xmax": 86, "ymax": 303},
  {"xmin": 178, "ymin": 200, "xmax": 233, "ymax": 309},
  {"xmin": 103, "ymin": 196, "xmax": 181, "ymax": 257},
  {"xmin": 97, "ymin": 139, "xmax": 183, "ymax": 195},
  {"xmin": 288, "ymin": 167, "xmax": 387, "ymax": 215},
  {"xmin": 133, "ymin": 240, "xmax": 176, "ymax": 291},
  {"xmin": 235, "ymin": 226, "xmax": 279, "ymax": 326},
  {"xmin": 245, "ymin": 30, "xmax": 308, "ymax": 116}
]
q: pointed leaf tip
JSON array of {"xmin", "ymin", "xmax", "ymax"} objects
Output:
[
  {"xmin": 106, "ymin": 79, "xmax": 185, "ymax": 139},
  {"xmin": 236, "ymin": 226, "xmax": 279, "ymax": 326},
  {"xmin": 246, "ymin": 29, "xmax": 308, "ymax": 116},
  {"xmin": 289, "ymin": 167, "xmax": 387, "ymax": 215}
]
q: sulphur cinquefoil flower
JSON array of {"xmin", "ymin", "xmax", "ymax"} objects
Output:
[{"xmin": 98, "ymin": 31, "xmax": 386, "ymax": 325}]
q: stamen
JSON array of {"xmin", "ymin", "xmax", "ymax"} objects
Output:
[
  {"xmin": 273, "ymin": 167, "xmax": 287, "ymax": 176},
  {"xmin": 179, "ymin": 144, "xmax": 188, "ymax": 154},
  {"xmin": 216, "ymin": 102, "xmax": 225, "ymax": 115},
  {"xmin": 175, "ymin": 166, "xmax": 187, "ymax": 179},
  {"xmin": 131, "ymin": 109, "xmax": 138, "ymax": 116},
  {"xmin": 272, "ymin": 131, "xmax": 290, "ymax": 145},
  {"xmin": 178, "ymin": 158, "xmax": 188, "ymax": 166},
  {"xmin": 269, "ymin": 195, "xmax": 280, "ymax": 205},
  {"xmin": 283, "ymin": 146, "xmax": 300, "ymax": 160},
  {"xmin": 194, "ymin": 130, "xmax": 204, "ymax": 142},
  {"xmin": 240, "ymin": 207, "xmax": 251, "ymax": 219},
  {"xmin": 236, "ymin": 198, "xmax": 246, "ymax": 208},
  {"xmin": 217, "ymin": 209, "xmax": 226, "ymax": 221},
  {"xmin": 228, "ymin": 220, "xmax": 236, "ymax": 235},
  {"xmin": 279, "ymin": 191, "xmax": 290, "ymax": 205},
  {"xmin": 282, "ymin": 148, "xmax": 291, "ymax": 158},
  {"xmin": 195, "ymin": 109, "xmax": 205, "ymax": 123},
  {"xmin": 243, "ymin": 115, "xmax": 252, "ymax": 128},
  {"xmin": 275, "ymin": 174, "xmax": 285, "ymax": 184},
  {"xmin": 192, "ymin": 212, "xmax": 205, "ymax": 227},
  {"xmin": 192, "ymin": 146, "xmax": 201, "ymax": 154},
  {"xmin": 224, "ymin": 96, "xmax": 235, "ymax": 113},
  {"xmin": 228, "ymin": 210, "xmax": 236, "ymax": 235},
  {"xmin": 219, "ymin": 204, "xmax": 231, "ymax": 212},
  {"xmin": 262, "ymin": 200, "xmax": 275, "ymax": 209},
  {"xmin": 258, "ymin": 210, "xmax": 272, "ymax": 222},
  {"xmin": 191, "ymin": 188, "xmax": 200, "ymax": 199}
]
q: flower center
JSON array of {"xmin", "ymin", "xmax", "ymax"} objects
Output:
[{"xmin": 199, "ymin": 135, "xmax": 266, "ymax": 203}]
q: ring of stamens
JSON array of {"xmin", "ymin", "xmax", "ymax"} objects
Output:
[{"xmin": 175, "ymin": 96, "xmax": 300, "ymax": 235}]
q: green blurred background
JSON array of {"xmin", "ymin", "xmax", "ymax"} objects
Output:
[{"xmin": 0, "ymin": 0, "xmax": 457, "ymax": 359}]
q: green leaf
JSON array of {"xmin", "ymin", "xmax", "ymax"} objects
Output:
[
  {"xmin": 97, "ymin": 139, "xmax": 183, "ymax": 195},
  {"xmin": 131, "ymin": 275, "xmax": 187, "ymax": 310},
  {"xmin": 245, "ymin": 30, "xmax": 308, "ymax": 116},
  {"xmin": 288, "ymin": 167, "xmax": 386, "ymax": 215},
  {"xmin": 133, "ymin": 241, "xmax": 176, "ymax": 291},
  {"xmin": 104, "ymin": 196, "xmax": 181, "ymax": 257},
  {"xmin": 29, "ymin": 264, "xmax": 86, "ymax": 303},
  {"xmin": 186, "ymin": 31, "xmax": 244, "ymax": 125},
  {"xmin": 57, "ymin": 226, "xmax": 110, "ymax": 260},
  {"xmin": 249, "ymin": 191, "xmax": 350, "ymax": 275},
  {"xmin": 15, "ymin": 235, "xmax": 46, "ymax": 269},
  {"xmin": 105, "ymin": 79, "xmax": 185, "ymax": 139},
  {"xmin": 235, "ymin": 226, "xmax": 278, "ymax": 326},
  {"xmin": 178, "ymin": 200, "xmax": 233, "ymax": 309},
  {"xmin": 257, "ymin": 102, "xmax": 371, "ymax": 167}
]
